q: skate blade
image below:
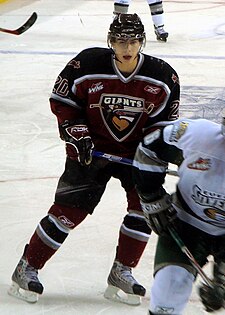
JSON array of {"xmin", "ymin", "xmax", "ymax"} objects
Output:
[
  {"xmin": 104, "ymin": 284, "xmax": 141, "ymax": 306},
  {"xmin": 156, "ymin": 36, "xmax": 168, "ymax": 42},
  {"xmin": 156, "ymin": 33, "xmax": 168, "ymax": 42},
  {"xmin": 8, "ymin": 281, "xmax": 39, "ymax": 303}
]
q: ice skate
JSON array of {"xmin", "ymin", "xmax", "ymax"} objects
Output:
[
  {"xmin": 154, "ymin": 25, "xmax": 168, "ymax": 42},
  {"xmin": 104, "ymin": 260, "xmax": 146, "ymax": 305},
  {"xmin": 8, "ymin": 245, "xmax": 43, "ymax": 303}
]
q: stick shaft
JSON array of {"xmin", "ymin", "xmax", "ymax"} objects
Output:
[
  {"xmin": 168, "ymin": 226, "xmax": 213, "ymax": 287},
  {"xmin": 92, "ymin": 150, "xmax": 178, "ymax": 177}
]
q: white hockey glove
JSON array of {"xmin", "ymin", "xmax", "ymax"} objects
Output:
[
  {"xmin": 199, "ymin": 262, "xmax": 225, "ymax": 312},
  {"xmin": 60, "ymin": 121, "xmax": 94, "ymax": 166},
  {"xmin": 139, "ymin": 188, "xmax": 177, "ymax": 235}
]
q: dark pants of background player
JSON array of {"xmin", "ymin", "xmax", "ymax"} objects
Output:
[
  {"xmin": 54, "ymin": 156, "xmax": 142, "ymax": 214},
  {"xmin": 154, "ymin": 219, "xmax": 225, "ymax": 276}
]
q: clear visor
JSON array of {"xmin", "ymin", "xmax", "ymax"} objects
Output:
[
  {"xmin": 107, "ymin": 31, "xmax": 146, "ymax": 51},
  {"xmin": 110, "ymin": 32, "xmax": 145, "ymax": 40}
]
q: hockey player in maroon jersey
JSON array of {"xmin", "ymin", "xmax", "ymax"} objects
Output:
[
  {"xmin": 8, "ymin": 13, "xmax": 180, "ymax": 305},
  {"xmin": 132, "ymin": 116, "xmax": 225, "ymax": 314},
  {"xmin": 113, "ymin": 0, "xmax": 169, "ymax": 41}
]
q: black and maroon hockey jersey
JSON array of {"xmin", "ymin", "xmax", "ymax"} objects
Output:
[{"xmin": 50, "ymin": 47, "xmax": 180, "ymax": 158}]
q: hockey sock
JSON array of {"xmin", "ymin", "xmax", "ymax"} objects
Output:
[
  {"xmin": 116, "ymin": 233, "xmax": 148, "ymax": 267},
  {"xmin": 26, "ymin": 204, "xmax": 88, "ymax": 269}
]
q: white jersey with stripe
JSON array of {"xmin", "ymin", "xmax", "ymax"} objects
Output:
[{"xmin": 163, "ymin": 118, "xmax": 225, "ymax": 236}]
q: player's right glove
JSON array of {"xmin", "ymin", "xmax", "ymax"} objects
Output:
[
  {"xmin": 139, "ymin": 187, "xmax": 177, "ymax": 235},
  {"xmin": 60, "ymin": 120, "xmax": 94, "ymax": 166},
  {"xmin": 199, "ymin": 262, "xmax": 225, "ymax": 312}
]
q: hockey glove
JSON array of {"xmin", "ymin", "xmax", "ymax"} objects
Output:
[
  {"xmin": 199, "ymin": 284, "xmax": 225, "ymax": 312},
  {"xmin": 139, "ymin": 188, "xmax": 177, "ymax": 235},
  {"xmin": 199, "ymin": 262, "xmax": 225, "ymax": 312},
  {"xmin": 60, "ymin": 121, "xmax": 94, "ymax": 166}
]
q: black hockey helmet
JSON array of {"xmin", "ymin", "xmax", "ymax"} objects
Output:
[{"xmin": 108, "ymin": 13, "xmax": 146, "ymax": 43}]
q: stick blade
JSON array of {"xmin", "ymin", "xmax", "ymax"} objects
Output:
[
  {"xmin": 0, "ymin": 12, "xmax": 37, "ymax": 35},
  {"xmin": 15, "ymin": 12, "xmax": 37, "ymax": 35}
]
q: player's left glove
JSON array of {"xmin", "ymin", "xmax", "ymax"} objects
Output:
[
  {"xmin": 139, "ymin": 187, "xmax": 177, "ymax": 235},
  {"xmin": 199, "ymin": 262, "xmax": 225, "ymax": 312},
  {"xmin": 60, "ymin": 120, "xmax": 94, "ymax": 166}
]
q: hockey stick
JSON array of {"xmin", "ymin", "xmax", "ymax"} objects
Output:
[
  {"xmin": 92, "ymin": 150, "xmax": 178, "ymax": 177},
  {"xmin": 168, "ymin": 226, "xmax": 214, "ymax": 287},
  {"xmin": 92, "ymin": 150, "xmax": 133, "ymax": 166},
  {"xmin": 0, "ymin": 12, "xmax": 37, "ymax": 35}
]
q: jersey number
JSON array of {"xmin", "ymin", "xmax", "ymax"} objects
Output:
[{"xmin": 53, "ymin": 76, "xmax": 69, "ymax": 97}]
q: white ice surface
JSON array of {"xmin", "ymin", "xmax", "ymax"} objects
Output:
[{"xmin": 0, "ymin": 0, "xmax": 225, "ymax": 314}]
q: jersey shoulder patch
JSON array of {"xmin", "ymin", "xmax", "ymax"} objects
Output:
[{"xmin": 169, "ymin": 121, "xmax": 189, "ymax": 142}]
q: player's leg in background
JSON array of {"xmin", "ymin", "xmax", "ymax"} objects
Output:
[
  {"xmin": 113, "ymin": 0, "xmax": 131, "ymax": 14},
  {"xmin": 146, "ymin": 0, "xmax": 168, "ymax": 41}
]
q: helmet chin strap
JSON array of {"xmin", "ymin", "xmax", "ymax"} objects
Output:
[
  {"xmin": 109, "ymin": 43, "xmax": 141, "ymax": 63},
  {"xmin": 113, "ymin": 54, "xmax": 122, "ymax": 64},
  {"xmin": 109, "ymin": 47, "xmax": 122, "ymax": 64}
]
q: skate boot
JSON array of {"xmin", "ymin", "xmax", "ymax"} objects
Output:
[
  {"xmin": 8, "ymin": 245, "xmax": 44, "ymax": 303},
  {"xmin": 104, "ymin": 260, "xmax": 146, "ymax": 305},
  {"xmin": 154, "ymin": 25, "xmax": 168, "ymax": 42}
]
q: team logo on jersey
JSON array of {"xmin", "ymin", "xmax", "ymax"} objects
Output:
[
  {"xmin": 90, "ymin": 93, "xmax": 144, "ymax": 141},
  {"xmin": 88, "ymin": 82, "xmax": 104, "ymax": 94},
  {"xmin": 192, "ymin": 185, "xmax": 225, "ymax": 223},
  {"xmin": 67, "ymin": 60, "xmax": 81, "ymax": 69},
  {"xmin": 169, "ymin": 121, "xmax": 189, "ymax": 142},
  {"xmin": 204, "ymin": 208, "xmax": 225, "ymax": 222},
  {"xmin": 144, "ymin": 85, "xmax": 161, "ymax": 94},
  {"xmin": 188, "ymin": 158, "xmax": 211, "ymax": 171},
  {"xmin": 171, "ymin": 73, "xmax": 179, "ymax": 84}
]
